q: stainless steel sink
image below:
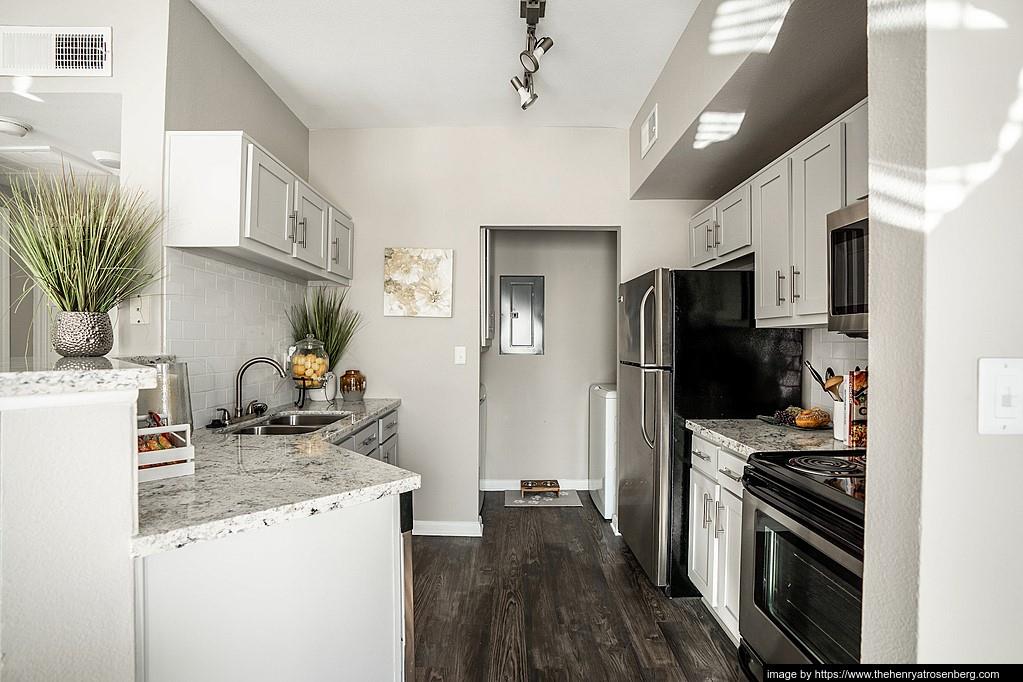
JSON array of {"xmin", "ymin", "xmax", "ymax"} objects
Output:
[
  {"xmin": 267, "ymin": 414, "xmax": 350, "ymax": 427},
  {"xmin": 234, "ymin": 424, "xmax": 322, "ymax": 436}
]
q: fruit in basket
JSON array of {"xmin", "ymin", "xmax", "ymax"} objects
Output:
[{"xmin": 157, "ymin": 434, "xmax": 174, "ymax": 449}]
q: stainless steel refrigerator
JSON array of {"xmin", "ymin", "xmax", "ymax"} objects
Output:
[{"xmin": 617, "ymin": 268, "xmax": 802, "ymax": 594}]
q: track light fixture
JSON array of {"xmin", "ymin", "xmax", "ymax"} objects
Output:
[{"xmin": 510, "ymin": 0, "xmax": 555, "ymax": 110}]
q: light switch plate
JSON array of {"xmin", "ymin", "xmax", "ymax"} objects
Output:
[
  {"xmin": 454, "ymin": 346, "xmax": 467, "ymax": 365},
  {"xmin": 979, "ymin": 358, "xmax": 1023, "ymax": 434}
]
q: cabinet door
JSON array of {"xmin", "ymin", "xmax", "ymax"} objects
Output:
[
  {"xmin": 294, "ymin": 181, "xmax": 328, "ymax": 269},
  {"xmin": 327, "ymin": 206, "xmax": 354, "ymax": 279},
  {"xmin": 715, "ymin": 183, "xmax": 752, "ymax": 258},
  {"xmin": 244, "ymin": 144, "xmax": 295, "ymax": 254},
  {"xmin": 791, "ymin": 126, "xmax": 842, "ymax": 317},
  {"xmin": 687, "ymin": 468, "xmax": 717, "ymax": 602},
  {"xmin": 715, "ymin": 488, "xmax": 743, "ymax": 640},
  {"xmin": 688, "ymin": 205, "xmax": 716, "ymax": 267},
  {"xmin": 843, "ymin": 104, "xmax": 868, "ymax": 204},
  {"xmin": 753, "ymin": 159, "xmax": 792, "ymax": 320},
  {"xmin": 380, "ymin": 435, "xmax": 398, "ymax": 467}
]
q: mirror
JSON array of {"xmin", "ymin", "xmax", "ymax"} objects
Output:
[{"xmin": 0, "ymin": 92, "xmax": 122, "ymax": 370}]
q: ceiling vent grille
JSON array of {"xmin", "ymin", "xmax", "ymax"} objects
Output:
[{"xmin": 0, "ymin": 26, "xmax": 111, "ymax": 76}]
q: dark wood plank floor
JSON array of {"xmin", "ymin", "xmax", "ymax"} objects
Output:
[{"xmin": 412, "ymin": 492, "xmax": 741, "ymax": 682}]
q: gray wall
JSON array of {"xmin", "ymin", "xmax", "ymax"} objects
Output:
[
  {"xmin": 481, "ymin": 230, "xmax": 617, "ymax": 485},
  {"xmin": 309, "ymin": 126, "xmax": 702, "ymax": 529},
  {"xmin": 165, "ymin": 0, "xmax": 310, "ymax": 178}
]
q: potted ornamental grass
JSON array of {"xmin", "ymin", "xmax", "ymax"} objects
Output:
[
  {"xmin": 0, "ymin": 171, "xmax": 161, "ymax": 357},
  {"xmin": 287, "ymin": 287, "xmax": 363, "ymax": 401}
]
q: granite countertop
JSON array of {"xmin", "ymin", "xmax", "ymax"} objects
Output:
[
  {"xmin": 686, "ymin": 418, "xmax": 854, "ymax": 459},
  {"xmin": 133, "ymin": 398, "xmax": 420, "ymax": 557},
  {"xmin": 0, "ymin": 356, "xmax": 159, "ymax": 398}
]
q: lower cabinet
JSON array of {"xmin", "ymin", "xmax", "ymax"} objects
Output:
[
  {"xmin": 381, "ymin": 433, "xmax": 399, "ymax": 466},
  {"xmin": 341, "ymin": 409, "xmax": 399, "ymax": 464},
  {"xmin": 688, "ymin": 446, "xmax": 745, "ymax": 644}
]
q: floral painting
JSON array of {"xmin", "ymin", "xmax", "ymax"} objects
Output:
[{"xmin": 383, "ymin": 248, "xmax": 454, "ymax": 317}]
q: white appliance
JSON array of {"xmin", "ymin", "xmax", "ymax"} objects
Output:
[{"xmin": 588, "ymin": 383, "xmax": 618, "ymax": 520}]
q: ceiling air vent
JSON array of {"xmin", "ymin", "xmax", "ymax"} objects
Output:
[{"xmin": 0, "ymin": 26, "xmax": 111, "ymax": 77}]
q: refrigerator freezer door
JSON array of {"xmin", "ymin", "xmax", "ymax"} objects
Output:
[
  {"xmin": 618, "ymin": 269, "xmax": 672, "ymax": 367},
  {"xmin": 618, "ymin": 363, "xmax": 672, "ymax": 586}
]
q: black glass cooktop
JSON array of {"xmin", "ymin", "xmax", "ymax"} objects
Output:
[{"xmin": 746, "ymin": 451, "xmax": 867, "ymax": 519}]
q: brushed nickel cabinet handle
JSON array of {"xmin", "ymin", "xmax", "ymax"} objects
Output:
[
  {"xmin": 719, "ymin": 467, "xmax": 742, "ymax": 483},
  {"xmin": 714, "ymin": 220, "xmax": 722, "ymax": 246},
  {"xmin": 714, "ymin": 502, "xmax": 725, "ymax": 537},
  {"xmin": 298, "ymin": 218, "xmax": 308, "ymax": 247},
  {"xmin": 776, "ymin": 270, "xmax": 786, "ymax": 305},
  {"xmin": 287, "ymin": 211, "xmax": 297, "ymax": 242},
  {"xmin": 706, "ymin": 224, "xmax": 713, "ymax": 251},
  {"xmin": 331, "ymin": 237, "xmax": 340, "ymax": 263},
  {"xmin": 791, "ymin": 265, "xmax": 800, "ymax": 300},
  {"xmin": 693, "ymin": 449, "xmax": 711, "ymax": 462},
  {"xmin": 702, "ymin": 493, "xmax": 713, "ymax": 528}
]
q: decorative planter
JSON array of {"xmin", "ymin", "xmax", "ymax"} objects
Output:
[
  {"xmin": 52, "ymin": 311, "xmax": 114, "ymax": 357},
  {"xmin": 339, "ymin": 369, "xmax": 367, "ymax": 403}
]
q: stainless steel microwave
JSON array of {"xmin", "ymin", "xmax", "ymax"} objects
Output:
[{"xmin": 827, "ymin": 199, "xmax": 868, "ymax": 336}]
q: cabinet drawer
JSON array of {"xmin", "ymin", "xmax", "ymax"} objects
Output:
[
  {"xmin": 378, "ymin": 411, "xmax": 399, "ymax": 443},
  {"xmin": 350, "ymin": 422, "xmax": 379, "ymax": 456},
  {"xmin": 716, "ymin": 450, "xmax": 745, "ymax": 499},
  {"xmin": 690, "ymin": 434, "xmax": 719, "ymax": 478}
]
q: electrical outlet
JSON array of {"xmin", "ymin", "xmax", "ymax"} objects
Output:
[{"xmin": 130, "ymin": 294, "xmax": 150, "ymax": 325}]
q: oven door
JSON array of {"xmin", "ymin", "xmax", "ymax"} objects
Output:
[
  {"xmin": 827, "ymin": 200, "xmax": 868, "ymax": 335},
  {"xmin": 739, "ymin": 487, "xmax": 863, "ymax": 666}
]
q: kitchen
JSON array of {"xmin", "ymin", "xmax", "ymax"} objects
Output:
[{"xmin": 0, "ymin": 0, "xmax": 1021, "ymax": 680}]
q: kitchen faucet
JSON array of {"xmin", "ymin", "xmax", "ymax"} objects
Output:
[{"xmin": 235, "ymin": 357, "xmax": 287, "ymax": 419}]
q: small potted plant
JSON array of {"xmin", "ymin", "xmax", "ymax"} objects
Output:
[
  {"xmin": 0, "ymin": 172, "xmax": 161, "ymax": 358},
  {"xmin": 286, "ymin": 287, "xmax": 363, "ymax": 401}
]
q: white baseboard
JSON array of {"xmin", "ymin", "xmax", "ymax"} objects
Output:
[
  {"xmin": 480, "ymin": 478, "xmax": 596, "ymax": 492},
  {"xmin": 610, "ymin": 513, "xmax": 622, "ymax": 536},
  {"xmin": 412, "ymin": 517, "xmax": 484, "ymax": 537}
]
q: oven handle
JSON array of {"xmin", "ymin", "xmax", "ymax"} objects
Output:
[{"xmin": 743, "ymin": 475, "xmax": 865, "ymax": 574}]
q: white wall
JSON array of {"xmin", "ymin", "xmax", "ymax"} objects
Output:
[
  {"xmin": 309, "ymin": 126, "xmax": 699, "ymax": 528},
  {"xmin": 165, "ymin": 249, "xmax": 306, "ymax": 427},
  {"xmin": 863, "ymin": 0, "xmax": 1023, "ymax": 663},
  {"xmin": 481, "ymin": 229, "xmax": 617, "ymax": 486},
  {"xmin": 801, "ymin": 329, "xmax": 868, "ymax": 413},
  {"xmin": 165, "ymin": 0, "xmax": 310, "ymax": 178}
]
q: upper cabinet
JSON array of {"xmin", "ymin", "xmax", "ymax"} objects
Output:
[
  {"xmin": 843, "ymin": 102, "xmax": 869, "ymax": 204},
  {"xmin": 688, "ymin": 100, "xmax": 867, "ymax": 329},
  {"xmin": 166, "ymin": 131, "xmax": 354, "ymax": 285},
  {"xmin": 687, "ymin": 184, "xmax": 752, "ymax": 269}
]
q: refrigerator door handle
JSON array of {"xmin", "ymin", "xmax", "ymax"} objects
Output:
[
  {"xmin": 639, "ymin": 368, "xmax": 656, "ymax": 449},
  {"xmin": 638, "ymin": 285, "xmax": 654, "ymax": 366}
]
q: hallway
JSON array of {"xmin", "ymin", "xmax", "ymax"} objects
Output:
[{"xmin": 413, "ymin": 492, "xmax": 741, "ymax": 681}]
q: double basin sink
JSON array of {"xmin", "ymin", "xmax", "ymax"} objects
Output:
[{"xmin": 234, "ymin": 413, "xmax": 351, "ymax": 436}]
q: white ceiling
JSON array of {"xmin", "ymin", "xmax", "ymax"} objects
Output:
[{"xmin": 190, "ymin": 0, "xmax": 699, "ymax": 129}]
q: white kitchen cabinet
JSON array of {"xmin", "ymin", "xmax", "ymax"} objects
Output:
[
  {"xmin": 688, "ymin": 205, "xmax": 716, "ymax": 267},
  {"xmin": 327, "ymin": 206, "xmax": 354, "ymax": 280},
  {"xmin": 165, "ymin": 131, "xmax": 354, "ymax": 285},
  {"xmin": 714, "ymin": 486, "xmax": 743, "ymax": 639},
  {"xmin": 381, "ymin": 434, "xmax": 398, "ymax": 466},
  {"xmin": 688, "ymin": 466, "xmax": 716, "ymax": 602},
  {"xmin": 244, "ymin": 144, "xmax": 295, "ymax": 254},
  {"xmin": 790, "ymin": 125, "xmax": 843, "ymax": 320},
  {"xmin": 843, "ymin": 103, "xmax": 869, "ymax": 204},
  {"xmin": 715, "ymin": 183, "xmax": 752, "ymax": 258},
  {"xmin": 294, "ymin": 180, "xmax": 328, "ymax": 269},
  {"xmin": 753, "ymin": 158, "xmax": 792, "ymax": 321}
]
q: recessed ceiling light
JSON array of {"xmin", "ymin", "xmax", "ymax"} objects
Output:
[
  {"xmin": 0, "ymin": 116, "xmax": 32, "ymax": 138},
  {"xmin": 92, "ymin": 150, "xmax": 121, "ymax": 172}
]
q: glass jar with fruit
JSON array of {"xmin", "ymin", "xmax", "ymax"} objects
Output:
[{"xmin": 288, "ymin": 334, "xmax": 330, "ymax": 389}]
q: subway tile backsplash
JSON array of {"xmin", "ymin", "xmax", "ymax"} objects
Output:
[
  {"xmin": 802, "ymin": 328, "xmax": 868, "ymax": 413},
  {"xmin": 165, "ymin": 248, "xmax": 307, "ymax": 427}
]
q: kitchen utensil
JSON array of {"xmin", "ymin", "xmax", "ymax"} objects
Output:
[
  {"xmin": 823, "ymin": 375, "xmax": 844, "ymax": 402},
  {"xmin": 825, "ymin": 367, "xmax": 835, "ymax": 380},
  {"xmin": 804, "ymin": 360, "xmax": 827, "ymax": 391},
  {"xmin": 137, "ymin": 361, "xmax": 194, "ymax": 430}
]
